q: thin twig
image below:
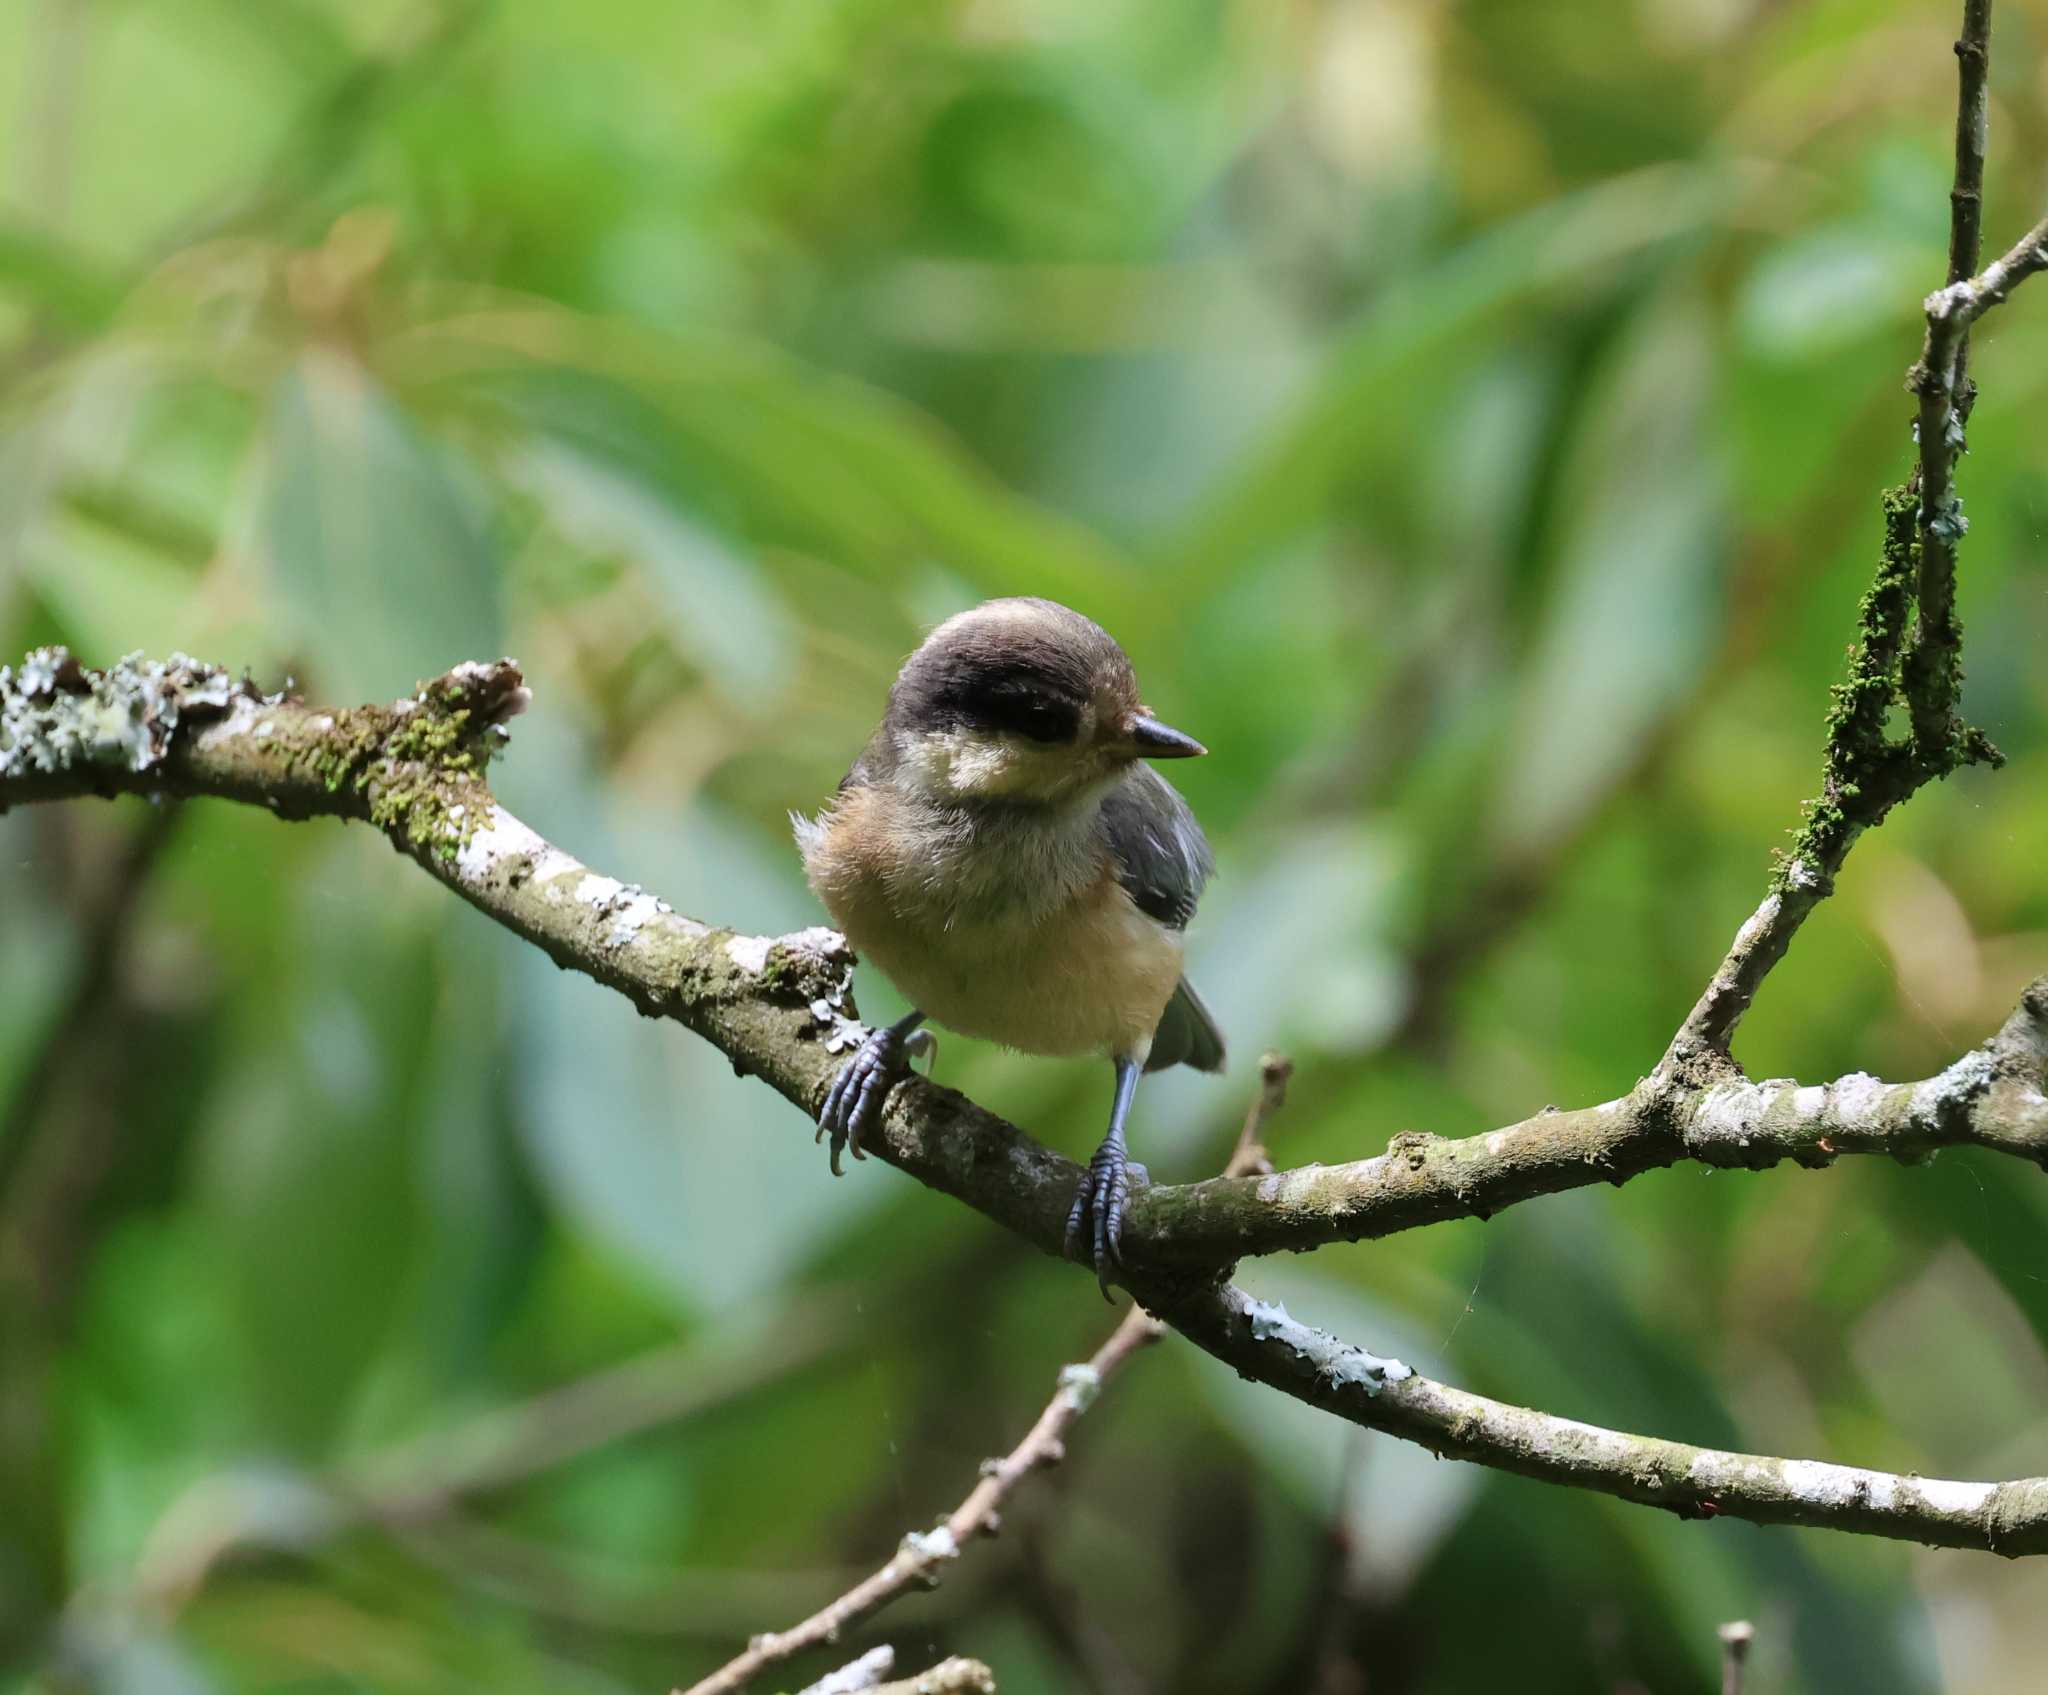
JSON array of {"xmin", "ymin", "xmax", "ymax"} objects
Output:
[
  {"xmin": 1937, "ymin": 0, "xmax": 1994, "ymax": 474},
  {"xmin": 675, "ymin": 1312, "xmax": 1162, "ymax": 1695},
  {"xmin": 679, "ymin": 1062, "xmax": 1296, "ymax": 1695},
  {"xmin": 1225, "ymin": 1052, "xmax": 1293, "ymax": 1178},
  {"xmin": 1672, "ymin": 0, "xmax": 2033, "ymax": 1063},
  {"xmin": 866, "ymin": 1661, "xmax": 995, "ymax": 1695},
  {"xmin": 1904, "ymin": 0, "xmax": 2038, "ymax": 758},
  {"xmin": 1718, "ymin": 1620, "xmax": 1754, "ymax": 1695}
]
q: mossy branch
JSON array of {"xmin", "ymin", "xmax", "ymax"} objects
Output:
[
  {"xmin": 1668, "ymin": 2, "xmax": 2040, "ymax": 1068},
  {"xmin": 10, "ymin": 648, "xmax": 2048, "ymax": 1559}
]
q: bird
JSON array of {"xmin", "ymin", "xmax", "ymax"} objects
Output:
[{"xmin": 793, "ymin": 596, "xmax": 1224, "ymax": 1295}]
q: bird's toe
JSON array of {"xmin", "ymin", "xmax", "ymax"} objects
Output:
[
  {"xmin": 1068, "ymin": 1142, "xmax": 1130, "ymax": 1300},
  {"xmin": 817, "ymin": 1025, "xmax": 911, "ymax": 1176}
]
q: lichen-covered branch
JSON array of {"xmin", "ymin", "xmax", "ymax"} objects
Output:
[
  {"xmin": 1669, "ymin": 476, "xmax": 1999, "ymax": 1067},
  {"xmin": 1667, "ymin": 4, "xmax": 2039, "ymax": 1067},
  {"xmin": 1137, "ymin": 981, "xmax": 2048, "ymax": 1264},
  {"xmin": 11, "ymin": 648, "xmax": 2048, "ymax": 1562},
  {"xmin": 1905, "ymin": 203, "xmax": 2048, "ymax": 757},
  {"xmin": 6, "ymin": 650, "xmax": 2046, "ymax": 1271},
  {"xmin": 791, "ymin": 1650, "xmax": 996, "ymax": 1695},
  {"xmin": 1148, "ymin": 1281, "xmax": 2048, "ymax": 1555}
]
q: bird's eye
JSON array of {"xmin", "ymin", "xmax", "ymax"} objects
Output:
[
  {"xmin": 1012, "ymin": 699, "xmax": 1071, "ymax": 743},
  {"xmin": 980, "ymin": 687, "xmax": 1077, "ymax": 744}
]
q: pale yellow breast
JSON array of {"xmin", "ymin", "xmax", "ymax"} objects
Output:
[{"xmin": 799, "ymin": 786, "xmax": 1182, "ymax": 1060}]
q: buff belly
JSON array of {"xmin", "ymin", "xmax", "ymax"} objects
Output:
[{"xmin": 800, "ymin": 798, "xmax": 1182, "ymax": 1060}]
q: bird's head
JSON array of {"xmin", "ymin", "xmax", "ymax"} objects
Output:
[{"xmin": 883, "ymin": 598, "xmax": 1205, "ymax": 806}]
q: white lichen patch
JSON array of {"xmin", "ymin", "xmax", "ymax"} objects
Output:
[
  {"xmin": 1691, "ymin": 1454, "xmax": 1990, "ymax": 1522},
  {"xmin": 576, "ymin": 873, "xmax": 625, "ymax": 908},
  {"xmin": 1, "ymin": 648, "xmax": 242, "ymax": 778},
  {"xmin": 1774, "ymin": 1458, "xmax": 1896, "ymax": 1511},
  {"xmin": 1329, "ymin": 1348, "xmax": 1413, "ymax": 1392},
  {"xmin": 798, "ymin": 1646, "xmax": 895, "ymax": 1695},
  {"xmin": 902, "ymin": 1525, "xmax": 958, "ymax": 1561},
  {"xmin": 454, "ymin": 806, "xmax": 577, "ymax": 888},
  {"xmin": 1057, "ymin": 1362, "xmax": 1101, "ymax": 1413},
  {"xmin": 1511, "ymin": 1411, "xmax": 1624, "ymax": 1465},
  {"xmin": 1909, "ymin": 1475, "xmax": 2000, "ymax": 1517},
  {"xmin": 1831, "ymin": 1071, "xmax": 1888, "ymax": 1123},
  {"xmin": 725, "ymin": 934, "xmax": 775, "ymax": 974},
  {"xmin": 568, "ymin": 871, "xmax": 672, "ymax": 948},
  {"xmin": 1783, "ymin": 858, "xmax": 1821, "ymax": 891},
  {"xmin": 1243, "ymin": 1296, "xmax": 1411, "ymax": 1395},
  {"xmin": 1730, "ymin": 893, "xmax": 1782, "ymax": 952},
  {"xmin": 1690, "ymin": 1080, "xmax": 1758, "ymax": 1145},
  {"xmin": 604, "ymin": 888, "xmax": 669, "ymax": 948},
  {"xmin": 1928, "ymin": 1045, "xmax": 1997, "ymax": 1111}
]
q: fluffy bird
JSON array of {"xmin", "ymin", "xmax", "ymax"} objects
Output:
[{"xmin": 795, "ymin": 597, "xmax": 1224, "ymax": 1292}]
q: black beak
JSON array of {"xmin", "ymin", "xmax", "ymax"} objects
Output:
[{"xmin": 1127, "ymin": 714, "xmax": 1207, "ymax": 759}]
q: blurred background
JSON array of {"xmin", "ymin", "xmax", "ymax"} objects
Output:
[{"xmin": 4, "ymin": 0, "xmax": 2048, "ymax": 1690}]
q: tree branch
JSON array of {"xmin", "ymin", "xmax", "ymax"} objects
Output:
[
  {"xmin": 10, "ymin": 651, "xmax": 2044, "ymax": 1277},
  {"xmin": 679, "ymin": 1060, "xmax": 1293, "ymax": 1695},
  {"xmin": 1150, "ymin": 976, "xmax": 2048, "ymax": 1264},
  {"xmin": 1667, "ymin": 3, "xmax": 2039, "ymax": 1067},
  {"xmin": 1905, "ymin": 0, "xmax": 2002, "ymax": 757},
  {"xmin": 1906, "ymin": 204, "xmax": 2048, "ymax": 755},
  {"xmin": 1146, "ymin": 1282, "xmax": 2048, "ymax": 1556},
  {"xmin": 12, "ymin": 648, "xmax": 2048, "ymax": 1560}
]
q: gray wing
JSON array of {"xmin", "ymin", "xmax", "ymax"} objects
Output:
[{"xmin": 1101, "ymin": 765, "xmax": 1226, "ymax": 1074}]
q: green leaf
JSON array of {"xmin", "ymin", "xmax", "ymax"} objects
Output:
[
  {"xmin": 259, "ymin": 352, "xmax": 501, "ymax": 700},
  {"xmin": 1161, "ymin": 161, "xmax": 1735, "ymax": 586},
  {"xmin": 510, "ymin": 439, "xmax": 795, "ymax": 710}
]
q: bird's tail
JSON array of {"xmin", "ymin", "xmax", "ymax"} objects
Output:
[{"xmin": 1145, "ymin": 977, "xmax": 1226, "ymax": 1074}]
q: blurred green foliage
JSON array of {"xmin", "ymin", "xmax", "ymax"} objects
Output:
[{"xmin": 5, "ymin": 1, "xmax": 2048, "ymax": 1691}]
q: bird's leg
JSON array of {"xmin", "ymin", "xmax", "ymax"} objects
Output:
[
  {"xmin": 1065, "ymin": 1055, "xmax": 1143, "ymax": 1300},
  {"xmin": 817, "ymin": 1011, "xmax": 929, "ymax": 1175}
]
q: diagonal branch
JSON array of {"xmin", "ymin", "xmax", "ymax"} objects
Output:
[
  {"xmin": 1147, "ymin": 1281, "xmax": 2048, "ymax": 1557},
  {"xmin": 678, "ymin": 1308, "xmax": 1162, "ymax": 1695},
  {"xmin": 9, "ymin": 652, "xmax": 2044, "ymax": 1276},
  {"xmin": 1669, "ymin": 3, "xmax": 2041, "ymax": 1070},
  {"xmin": 11, "ymin": 649, "xmax": 2048, "ymax": 1559}
]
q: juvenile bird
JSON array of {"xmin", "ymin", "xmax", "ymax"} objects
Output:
[{"xmin": 794, "ymin": 597, "xmax": 1224, "ymax": 1293}]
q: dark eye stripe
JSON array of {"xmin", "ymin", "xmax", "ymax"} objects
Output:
[
  {"xmin": 923, "ymin": 659, "xmax": 1084, "ymax": 744},
  {"xmin": 976, "ymin": 688, "xmax": 1080, "ymax": 744}
]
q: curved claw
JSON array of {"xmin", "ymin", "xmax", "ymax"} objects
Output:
[{"xmin": 817, "ymin": 1022, "xmax": 917, "ymax": 1175}]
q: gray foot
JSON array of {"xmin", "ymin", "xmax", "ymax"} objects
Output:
[
  {"xmin": 1065, "ymin": 1139, "xmax": 1140, "ymax": 1299},
  {"xmin": 817, "ymin": 1023, "xmax": 928, "ymax": 1174}
]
